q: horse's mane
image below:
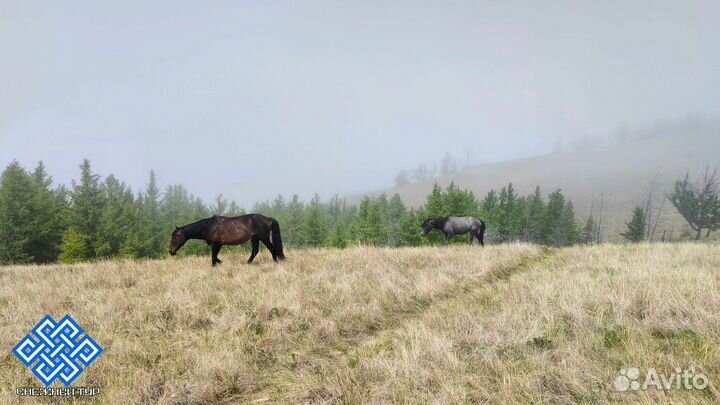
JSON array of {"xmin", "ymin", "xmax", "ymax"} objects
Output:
[
  {"xmin": 181, "ymin": 216, "xmax": 215, "ymax": 228},
  {"xmin": 424, "ymin": 216, "xmax": 449, "ymax": 228},
  {"xmin": 180, "ymin": 216, "xmax": 218, "ymax": 236},
  {"xmin": 433, "ymin": 216, "xmax": 449, "ymax": 228}
]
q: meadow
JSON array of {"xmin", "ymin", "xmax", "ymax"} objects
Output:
[{"xmin": 1, "ymin": 243, "xmax": 719, "ymax": 405}]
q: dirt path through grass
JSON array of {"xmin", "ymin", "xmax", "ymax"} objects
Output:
[
  {"xmin": 284, "ymin": 244, "xmax": 720, "ymax": 405},
  {"xmin": 266, "ymin": 248, "xmax": 556, "ymax": 404}
]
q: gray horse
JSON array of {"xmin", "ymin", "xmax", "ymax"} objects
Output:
[{"xmin": 421, "ymin": 216, "xmax": 486, "ymax": 246}]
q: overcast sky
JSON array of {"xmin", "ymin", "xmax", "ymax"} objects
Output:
[{"xmin": 1, "ymin": 1, "xmax": 719, "ymax": 206}]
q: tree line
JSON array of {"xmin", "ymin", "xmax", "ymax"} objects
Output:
[
  {"xmin": 1, "ymin": 159, "xmax": 590, "ymax": 265},
  {"xmin": 394, "ymin": 152, "xmax": 467, "ymax": 187}
]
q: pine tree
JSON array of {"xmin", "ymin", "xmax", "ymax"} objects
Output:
[
  {"xmin": 480, "ymin": 190, "xmax": 499, "ymax": 221},
  {"xmin": 328, "ymin": 222, "xmax": 349, "ymax": 248},
  {"xmin": 522, "ymin": 186, "xmax": 545, "ymax": 242},
  {"xmin": 70, "ymin": 159, "xmax": 105, "ymax": 257},
  {"xmin": 285, "ymin": 195, "xmax": 305, "ymax": 247},
  {"xmin": 270, "ymin": 195, "xmax": 287, "ymax": 220},
  {"xmin": 212, "ymin": 194, "xmax": 229, "ymax": 215},
  {"xmin": 138, "ymin": 171, "xmax": 164, "ymax": 258},
  {"xmin": 397, "ymin": 209, "xmax": 423, "ymax": 246},
  {"xmin": 300, "ymin": 194, "xmax": 327, "ymax": 247},
  {"xmin": 621, "ymin": 206, "xmax": 647, "ymax": 243},
  {"xmin": 478, "ymin": 189, "xmax": 499, "ymax": 243},
  {"xmin": 445, "ymin": 182, "xmax": 477, "ymax": 217},
  {"xmin": 27, "ymin": 162, "xmax": 68, "ymax": 263},
  {"xmin": 581, "ymin": 214, "xmax": 597, "ymax": 244},
  {"xmin": 560, "ymin": 201, "xmax": 580, "ymax": 245},
  {"xmin": 327, "ymin": 194, "xmax": 344, "ymax": 221},
  {"xmin": 59, "ymin": 228, "xmax": 91, "ymax": 263},
  {"xmin": 95, "ymin": 175, "xmax": 134, "ymax": 257},
  {"xmin": 227, "ymin": 201, "xmax": 244, "ymax": 216},
  {"xmin": 366, "ymin": 198, "xmax": 389, "ymax": 245},
  {"xmin": 496, "ymin": 183, "xmax": 520, "ymax": 242},
  {"xmin": 542, "ymin": 190, "xmax": 567, "ymax": 247},
  {"xmin": 0, "ymin": 161, "xmax": 36, "ymax": 263},
  {"xmin": 424, "ymin": 183, "xmax": 446, "ymax": 218},
  {"xmin": 387, "ymin": 193, "xmax": 407, "ymax": 246},
  {"xmin": 162, "ymin": 184, "xmax": 192, "ymax": 226},
  {"xmin": 351, "ymin": 196, "xmax": 372, "ymax": 243},
  {"xmin": 667, "ymin": 168, "xmax": 720, "ymax": 240}
]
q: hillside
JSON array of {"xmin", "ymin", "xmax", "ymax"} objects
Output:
[
  {"xmin": 366, "ymin": 120, "xmax": 720, "ymax": 241},
  {"xmin": 2, "ymin": 243, "xmax": 720, "ymax": 404}
]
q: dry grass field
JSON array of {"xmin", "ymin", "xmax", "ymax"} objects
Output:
[{"xmin": 1, "ymin": 243, "xmax": 719, "ymax": 405}]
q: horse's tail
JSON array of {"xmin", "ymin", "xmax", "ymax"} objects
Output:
[
  {"xmin": 478, "ymin": 219, "xmax": 486, "ymax": 247},
  {"xmin": 270, "ymin": 218, "xmax": 286, "ymax": 260}
]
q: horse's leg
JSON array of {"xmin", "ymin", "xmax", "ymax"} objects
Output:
[
  {"xmin": 261, "ymin": 238, "xmax": 278, "ymax": 262},
  {"xmin": 211, "ymin": 243, "xmax": 222, "ymax": 266},
  {"xmin": 247, "ymin": 237, "xmax": 260, "ymax": 264},
  {"xmin": 469, "ymin": 232, "xmax": 474, "ymax": 245},
  {"xmin": 444, "ymin": 232, "xmax": 453, "ymax": 245}
]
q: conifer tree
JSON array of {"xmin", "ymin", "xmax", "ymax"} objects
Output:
[
  {"xmin": 366, "ymin": 198, "xmax": 389, "ymax": 245},
  {"xmin": 561, "ymin": 201, "xmax": 580, "ymax": 245},
  {"xmin": 387, "ymin": 193, "xmax": 407, "ymax": 246},
  {"xmin": 95, "ymin": 175, "xmax": 134, "ymax": 257},
  {"xmin": 70, "ymin": 159, "xmax": 105, "ymax": 257},
  {"xmin": 284, "ymin": 195, "xmax": 306, "ymax": 247},
  {"xmin": 27, "ymin": 161, "xmax": 67, "ymax": 263},
  {"xmin": 496, "ymin": 183, "xmax": 520, "ymax": 242},
  {"xmin": 542, "ymin": 190, "xmax": 567, "ymax": 247},
  {"xmin": 522, "ymin": 186, "xmax": 545, "ymax": 242},
  {"xmin": 328, "ymin": 222, "xmax": 349, "ymax": 248},
  {"xmin": 621, "ymin": 206, "xmax": 647, "ymax": 243},
  {"xmin": 59, "ymin": 228, "xmax": 91, "ymax": 263},
  {"xmin": 581, "ymin": 213, "xmax": 597, "ymax": 244},
  {"xmin": 139, "ymin": 171, "xmax": 164, "ymax": 257},
  {"xmin": 445, "ymin": 182, "xmax": 477, "ymax": 217},
  {"xmin": 397, "ymin": 209, "xmax": 424, "ymax": 246},
  {"xmin": 0, "ymin": 161, "xmax": 36, "ymax": 263},
  {"xmin": 211, "ymin": 194, "xmax": 229, "ymax": 215},
  {"xmin": 301, "ymin": 194, "xmax": 327, "ymax": 247},
  {"xmin": 424, "ymin": 183, "xmax": 446, "ymax": 218},
  {"xmin": 667, "ymin": 168, "xmax": 720, "ymax": 240}
]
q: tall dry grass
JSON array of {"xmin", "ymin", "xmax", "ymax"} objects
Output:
[
  {"xmin": 311, "ymin": 243, "xmax": 720, "ymax": 405},
  {"xmin": 0, "ymin": 244, "xmax": 541, "ymax": 404}
]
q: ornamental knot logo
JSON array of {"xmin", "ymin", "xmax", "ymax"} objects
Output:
[{"xmin": 12, "ymin": 315, "xmax": 103, "ymax": 387}]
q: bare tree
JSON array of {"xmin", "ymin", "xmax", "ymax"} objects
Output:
[
  {"xmin": 667, "ymin": 166, "xmax": 720, "ymax": 240},
  {"xmin": 649, "ymin": 198, "xmax": 665, "ymax": 242},
  {"xmin": 595, "ymin": 193, "xmax": 604, "ymax": 243},
  {"xmin": 642, "ymin": 174, "xmax": 660, "ymax": 240}
]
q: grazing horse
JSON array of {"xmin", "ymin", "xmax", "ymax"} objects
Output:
[
  {"xmin": 421, "ymin": 216, "xmax": 486, "ymax": 246},
  {"xmin": 168, "ymin": 213, "xmax": 285, "ymax": 266}
]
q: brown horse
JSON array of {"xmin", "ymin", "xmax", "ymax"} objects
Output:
[{"xmin": 168, "ymin": 214, "xmax": 285, "ymax": 266}]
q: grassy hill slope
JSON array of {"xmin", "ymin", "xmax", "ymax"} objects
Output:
[{"xmin": 364, "ymin": 120, "xmax": 720, "ymax": 241}]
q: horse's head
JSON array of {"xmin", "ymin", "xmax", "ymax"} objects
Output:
[
  {"xmin": 421, "ymin": 218, "xmax": 437, "ymax": 236},
  {"xmin": 168, "ymin": 226, "xmax": 187, "ymax": 255}
]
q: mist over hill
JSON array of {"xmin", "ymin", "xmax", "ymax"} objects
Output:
[{"xmin": 360, "ymin": 118, "xmax": 720, "ymax": 241}]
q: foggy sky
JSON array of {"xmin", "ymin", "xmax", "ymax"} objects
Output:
[{"xmin": 1, "ymin": 1, "xmax": 719, "ymax": 207}]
